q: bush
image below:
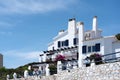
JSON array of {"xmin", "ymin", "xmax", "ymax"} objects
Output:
[
  {"xmin": 55, "ymin": 54, "xmax": 65, "ymax": 61},
  {"xmin": 48, "ymin": 64, "xmax": 57, "ymax": 75},
  {"xmin": 115, "ymin": 33, "xmax": 120, "ymax": 40}
]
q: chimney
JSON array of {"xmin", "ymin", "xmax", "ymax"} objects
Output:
[
  {"xmin": 58, "ymin": 30, "xmax": 64, "ymax": 35},
  {"xmin": 69, "ymin": 18, "xmax": 76, "ymax": 21},
  {"xmin": 78, "ymin": 22, "xmax": 84, "ymax": 41},
  {"xmin": 92, "ymin": 16, "xmax": 97, "ymax": 31},
  {"xmin": 67, "ymin": 18, "xmax": 76, "ymax": 46},
  {"xmin": 68, "ymin": 18, "xmax": 76, "ymax": 35}
]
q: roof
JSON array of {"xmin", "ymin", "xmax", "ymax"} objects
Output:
[{"xmin": 53, "ymin": 30, "xmax": 68, "ymax": 41}]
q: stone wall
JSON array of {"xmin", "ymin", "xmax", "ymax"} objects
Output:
[{"xmin": 40, "ymin": 61, "xmax": 120, "ymax": 80}]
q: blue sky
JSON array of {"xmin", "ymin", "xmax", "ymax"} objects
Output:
[{"xmin": 0, "ymin": 0, "xmax": 120, "ymax": 68}]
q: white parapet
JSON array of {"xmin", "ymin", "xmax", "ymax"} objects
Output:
[
  {"xmin": 46, "ymin": 64, "xmax": 50, "ymax": 76},
  {"xmin": 57, "ymin": 61, "xmax": 62, "ymax": 73}
]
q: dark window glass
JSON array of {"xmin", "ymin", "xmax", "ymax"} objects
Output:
[
  {"xmin": 58, "ymin": 41, "xmax": 61, "ymax": 48},
  {"xmin": 77, "ymin": 52, "xmax": 79, "ymax": 60},
  {"xmin": 62, "ymin": 41, "xmax": 64, "ymax": 46},
  {"xmin": 82, "ymin": 45, "xmax": 87, "ymax": 54},
  {"xmin": 65, "ymin": 40, "xmax": 69, "ymax": 46},
  {"xmin": 92, "ymin": 46, "xmax": 95, "ymax": 52},
  {"xmin": 88, "ymin": 46, "xmax": 91, "ymax": 52},
  {"xmin": 95, "ymin": 43, "xmax": 100, "ymax": 52},
  {"xmin": 73, "ymin": 38, "xmax": 78, "ymax": 45}
]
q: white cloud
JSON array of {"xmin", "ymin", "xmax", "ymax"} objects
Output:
[
  {"xmin": 23, "ymin": 51, "xmax": 41, "ymax": 60},
  {"xmin": 3, "ymin": 50, "xmax": 41, "ymax": 60},
  {"xmin": 3, "ymin": 50, "xmax": 43, "ymax": 68},
  {"xmin": 0, "ymin": 21, "xmax": 14, "ymax": 36},
  {"xmin": 0, "ymin": 0, "xmax": 75, "ymax": 14}
]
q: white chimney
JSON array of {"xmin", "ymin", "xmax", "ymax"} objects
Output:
[
  {"xmin": 92, "ymin": 16, "xmax": 98, "ymax": 31},
  {"xmin": 68, "ymin": 18, "xmax": 76, "ymax": 35},
  {"xmin": 68, "ymin": 18, "xmax": 76, "ymax": 46},
  {"xmin": 78, "ymin": 22, "xmax": 84, "ymax": 41}
]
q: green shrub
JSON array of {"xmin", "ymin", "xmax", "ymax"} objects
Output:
[
  {"xmin": 115, "ymin": 33, "xmax": 120, "ymax": 40},
  {"xmin": 48, "ymin": 64, "xmax": 57, "ymax": 75}
]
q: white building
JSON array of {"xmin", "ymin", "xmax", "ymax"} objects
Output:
[{"xmin": 39, "ymin": 16, "xmax": 120, "ymax": 69}]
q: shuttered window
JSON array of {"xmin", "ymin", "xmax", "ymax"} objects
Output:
[
  {"xmin": 82, "ymin": 45, "xmax": 87, "ymax": 54},
  {"xmin": 62, "ymin": 41, "xmax": 64, "ymax": 46},
  {"xmin": 73, "ymin": 38, "xmax": 78, "ymax": 45},
  {"xmin": 95, "ymin": 43, "xmax": 100, "ymax": 52},
  {"xmin": 58, "ymin": 41, "xmax": 61, "ymax": 48},
  {"xmin": 65, "ymin": 40, "xmax": 69, "ymax": 46},
  {"xmin": 88, "ymin": 46, "xmax": 91, "ymax": 52},
  {"xmin": 92, "ymin": 46, "xmax": 95, "ymax": 52}
]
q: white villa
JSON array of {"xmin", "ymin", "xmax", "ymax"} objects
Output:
[{"xmin": 38, "ymin": 16, "xmax": 120, "ymax": 75}]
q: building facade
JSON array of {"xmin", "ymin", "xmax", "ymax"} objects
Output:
[
  {"xmin": 0, "ymin": 54, "xmax": 3, "ymax": 68},
  {"xmin": 39, "ymin": 16, "xmax": 120, "ymax": 72}
]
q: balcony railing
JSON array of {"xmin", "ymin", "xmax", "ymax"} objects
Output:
[
  {"xmin": 83, "ymin": 51, "xmax": 120, "ymax": 66},
  {"xmin": 102, "ymin": 51, "xmax": 120, "ymax": 63}
]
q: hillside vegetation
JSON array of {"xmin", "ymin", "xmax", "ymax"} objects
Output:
[{"xmin": 0, "ymin": 62, "xmax": 37, "ymax": 80}]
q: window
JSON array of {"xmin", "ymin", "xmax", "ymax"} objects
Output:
[
  {"xmin": 65, "ymin": 40, "xmax": 69, "ymax": 46},
  {"xmin": 82, "ymin": 45, "xmax": 87, "ymax": 54},
  {"xmin": 58, "ymin": 40, "xmax": 69, "ymax": 47},
  {"xmin": 95, "ymin": 43, "xmax": 100, "ymax": 52},
  {"xmin": 77, "ymin": 52, "xmax": 79, "ymax": 60},
  {"xmin": 58, "ymin": 41, "xmax": 61, "ymax": 48},
  {"xmin": 62, "ymin": 41, "xmax": 64, "ymax": 46},
  {"xmin": 92, "ymin": 46, "xmax": 95, "ymax": 52},
  {"xmin": 73, "ymin": 38, "xmax": 78, "ymax": 45},
  {"xmin": 88, "ymin": 46, "xmax": 91, "ymax": 52}
]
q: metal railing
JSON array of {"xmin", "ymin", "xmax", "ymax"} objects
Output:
[
  {"xmin": 83, "ymin": 51, "xmax": 120, "ymax": 66},
  {"xmin": 102, "ymin": 51, "xmax": 120, "ymax": 63}
]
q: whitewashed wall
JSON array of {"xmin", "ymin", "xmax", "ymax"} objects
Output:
[{"xmin": 45, "ymin": 16, "xmax": 120, "ymax": 68}]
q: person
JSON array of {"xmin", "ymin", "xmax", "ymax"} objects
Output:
[{"xmin": 85, "ymin": 57, "xmax": 91, "ymax": 67}]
